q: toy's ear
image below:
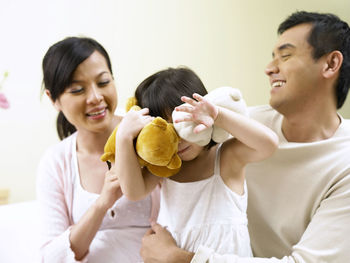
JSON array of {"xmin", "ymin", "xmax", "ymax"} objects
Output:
[
  {"xmin": 126, "ymin": 97, "xmax": 139, "ymax": 111},
  {"xmin": 152, "ymin": 117, "xmax": 168, "ymax": 129},
  {"xmin": 100, "ymin": 125, "xmax": 118, "ymax": 163},
  {"xmin": 210, "ymin": 87, "xmax": 249, "ymax": 143},
  {"xmin": 167, "ymin": 153, "xmax": 182, "ymax": 169}
]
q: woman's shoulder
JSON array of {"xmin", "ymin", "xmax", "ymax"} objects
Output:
[
  {"xmin": 45, "ymin": 133, "xmax": 76, "ymax": 157},
  {"xmin": 38, "ymin": 133, "xmax": 77, "ymax": 171},
  {"xmin": 37, "ymin": 133, "xmax": 77, "ymax": 186}
]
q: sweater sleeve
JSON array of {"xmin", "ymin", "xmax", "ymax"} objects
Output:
[
  {"xmin": 36, "ymin": 147, "xmax": 88, "ymax": 263},
  {"xmin": 191, "ymin": 171, "xmax": 350, "ymax": 263}
]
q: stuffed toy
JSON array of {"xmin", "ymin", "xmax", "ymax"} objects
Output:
[
  {"xmin": 101, "ymin": 98, "xmax": 181, "ymax": 178},
  {"xmin": 172, "ymin": 86, "xmax": 249, "ymax": 146}
]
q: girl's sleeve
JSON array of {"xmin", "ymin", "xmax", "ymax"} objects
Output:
[{"xmin": 36, "ymin": 149, "xmax": 88, "ymax": 263}]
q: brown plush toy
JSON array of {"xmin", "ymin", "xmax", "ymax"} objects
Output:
[{"xmin": 101, "ymin": 98, "xmax": 181, "ymax": 178}]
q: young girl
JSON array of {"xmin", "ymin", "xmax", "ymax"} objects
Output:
[{"xmin": 114, "ymin": 67, "xmax": 278, "ymax": 256}]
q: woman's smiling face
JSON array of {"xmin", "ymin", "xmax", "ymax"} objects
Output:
[{"xmin": 53, "ymin": 51, "xmax": 117, "ymax": 134}]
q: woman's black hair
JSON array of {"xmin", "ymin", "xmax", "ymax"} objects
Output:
[
  {"xmin": 135, "ymin": 67, "xmax": 217, "ymax": 149},
  {"xmin": 42, "ymin": 37, "xmax": 113, "ymax": 140}
]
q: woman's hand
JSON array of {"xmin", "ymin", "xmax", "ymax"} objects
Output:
[
  {"xmin": 174, "ymin": 93, "xmax": 218, "ymax": 134},
  {"xmin": 96, "ymin": 167, "xmax": 123, "ymax": 210},
  {"xmin": 117, "ymin": 108, "xmax": 154, "ymax": 140}
]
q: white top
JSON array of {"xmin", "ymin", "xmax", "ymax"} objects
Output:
[
  {"xmin": 157, "ymin": 144, "xmax": 253, "ymax": 256},
  {"xmin": 37, "ymin": 132, "xmax": 160, "ymax": 263},
  {"xmin": 191, "ymin": 105, "xmax": 350, "ymax": 263}
]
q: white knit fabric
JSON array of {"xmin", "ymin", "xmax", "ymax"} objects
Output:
[{"xmin": 157, "ymin": 145, "xmax": 252, "ymax": 256}]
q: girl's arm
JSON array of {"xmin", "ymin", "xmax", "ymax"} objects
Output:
[
  {"xmin": 175, "ymin": 93, "xmax": 278, "ymax": 164},
  {"xmin": 114, "ymin": 108, "xmax": 161, "ymax": 201},
  {"xmin": 214, "ymin": 106, "xmax": 278, "ymax": 163}
]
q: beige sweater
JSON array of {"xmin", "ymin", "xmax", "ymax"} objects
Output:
[{"xmin": 191, "ymin": 105, "xmax": 350, "ymax": 263}]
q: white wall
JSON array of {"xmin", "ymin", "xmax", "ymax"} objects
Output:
[{"xmin": 0, "ymin": 0, "xmax": 349, "ymax": 203}]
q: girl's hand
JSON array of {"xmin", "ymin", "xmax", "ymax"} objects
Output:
[
  {"xmin": 174, "ymin": 93, "xmax": 218, "ymax": 133},
  {"xmin": 118, "ymin": 108, "xmax": 154, "ymax": 140},
  {"xmin": 97, "ymin": 167, "xmax": 123, "ymax": 210}
]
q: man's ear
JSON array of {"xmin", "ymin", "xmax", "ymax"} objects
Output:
[
  {"xmin": 322, "ymin": 50, "xmax": 343, "ymax": 79},
  {"xmin": 45, "ymin": 89, "xmax": 61, "ymax": 111}
]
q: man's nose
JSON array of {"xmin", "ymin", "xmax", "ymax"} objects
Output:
[{"xmin": 264, "ymin": 59, "xmax": 279, "ymax": 76}]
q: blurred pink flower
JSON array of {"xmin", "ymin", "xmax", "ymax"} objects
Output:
[{"xmin": 0, "ymin": 92, "xmax": 9, "ymax": 109}]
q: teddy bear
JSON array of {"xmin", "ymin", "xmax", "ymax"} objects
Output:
[
  {"xmin": 171, "ymin": 86, "xmax": 249, "ymax": 146},
  {"xmin": 101, "ymin": 98, "xmax": 181, "ymax": 178}
]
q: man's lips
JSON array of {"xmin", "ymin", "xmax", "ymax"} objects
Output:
[{"xmin": 271, "ymin": 80, "xmax": 286, "ymax": 88}]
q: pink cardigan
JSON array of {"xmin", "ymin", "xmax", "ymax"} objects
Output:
[{"xmin": 36, "ymin": 132, "xmax": 160, "ymax": 262}]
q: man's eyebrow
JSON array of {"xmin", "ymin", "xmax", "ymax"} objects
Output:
[{"xmin": 272, "ymin": 43, "xmax": 296, "ymax": 57}]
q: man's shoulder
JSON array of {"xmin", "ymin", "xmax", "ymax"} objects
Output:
[{"xmin": 248, "ymin": 105, "xmax": 282, "ymax": 127}]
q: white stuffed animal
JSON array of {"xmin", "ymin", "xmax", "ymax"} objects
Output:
[{"xmin": 172, "ymin": 86, "xmax": 249, "ymax": 146}]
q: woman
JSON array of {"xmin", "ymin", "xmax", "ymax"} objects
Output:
[{"xmin": 37, "ymin": 37, "xmax": 159, "ymax": 263}]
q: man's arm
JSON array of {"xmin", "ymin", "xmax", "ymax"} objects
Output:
[
  {"xmin": 141, "ymin": 172, "xmax": 350, "ymax": 263},
  {"xmin": 141, "ymin": 223, "xmax": 194, "ymax": 263},
  {"xmin": 140, "ymin": 224, "xmax": 284, "ymax": 263}
]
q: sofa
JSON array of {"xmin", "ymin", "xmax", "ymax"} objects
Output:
[{"xmin": 0, "ymin": 200, "xmax": 40, "ymax": 263}]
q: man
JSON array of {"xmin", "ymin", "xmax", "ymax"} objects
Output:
[{"xmin": 140, "ymin": 11, "xmax": 350, "ymax": 263}]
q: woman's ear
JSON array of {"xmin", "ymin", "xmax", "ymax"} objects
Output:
[
  {"xmin": 322, "ymin": 50, "xmax": 343, "ymax": 79},
  {"xmin": 45, "ymin": 89, "xmax": 61, "ymax": 111}
]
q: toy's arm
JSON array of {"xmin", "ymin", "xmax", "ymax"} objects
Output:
[{"xmin": 114, "ymin": 109, "xmax": 161, "ymax": 201}]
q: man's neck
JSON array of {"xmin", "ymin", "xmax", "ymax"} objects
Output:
[{"xmin": 281, "ymin": 110, "xmax": 341, "ymax": 143}]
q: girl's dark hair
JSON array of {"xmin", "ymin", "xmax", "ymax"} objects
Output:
[
  {"xmin": 135, "ymin": 67, "xmax": 217, "ymax": 149},
  {"xmin": 278, "ymin": 11, "xmax": 350, "ymax": 109},
  {"xmin": 42, "ymin": 37, "xmax": 113, "ymax": 140}
]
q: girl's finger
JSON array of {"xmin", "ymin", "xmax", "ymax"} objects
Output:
[
  {"xmin": 192, "ymin": 93, "xmax": 204, "ymax": 101},
  {"xmin": 175, "ymin": 105, "xmax": 193, "ymax": 113},
  {"xmin": 193, "ymin": 124, "xmax": 209, "ymax": 133},
  {"xmin": 139, "ymin": 108, "xmax": 150, "ymax": 115},
  {"xmin": 144, "ymin": 116, "xmax": 154, "ymax": 124},
  {"xmin": 181, "ymin": 96, "xmax": 198, "ymax": 106},
  {"xmin": 174, "ymin": 115, "xmax": 193, "ymax": 123}
]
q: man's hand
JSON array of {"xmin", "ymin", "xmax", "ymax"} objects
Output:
[{"xmin": 140, "ymin": 223, "xmax": 194, "ymax": 263}]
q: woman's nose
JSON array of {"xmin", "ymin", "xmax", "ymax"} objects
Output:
[{"xmin": 87, "ymin": 85, "xmax": 103, "ymax": 104}]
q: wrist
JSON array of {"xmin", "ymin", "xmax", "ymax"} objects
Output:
[
  {"xmin": 116, "ymin": 131, "xmax": 134, "ymax": 145},
  {"xmin": 94, "ymin": 196, "xmax": 112, "ymax": 213},
  {"xmin": 170, "ymin": 247, "xmax": 194, "ymax": 263},
  {"xmin": 213, "ymin": 106, "xmax": 220, "ymax": 122}
]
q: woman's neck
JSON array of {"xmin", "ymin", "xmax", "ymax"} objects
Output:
[{"xmin": 76, "ymin": 116, "xmax": 121, "ymax": 155}]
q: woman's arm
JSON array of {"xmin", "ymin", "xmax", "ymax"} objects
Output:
[
  {"xmin": 114, "ymin": 108, "xmax": 161, "ymax": 201},
  {"xmin": 69, "ymin": 170, "xmax": 122, "ymax": 260}
]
